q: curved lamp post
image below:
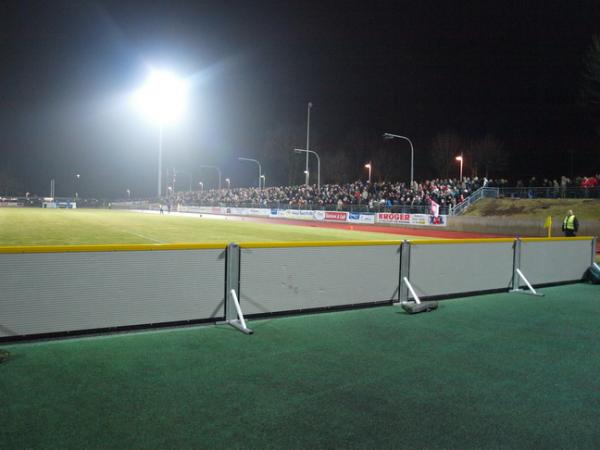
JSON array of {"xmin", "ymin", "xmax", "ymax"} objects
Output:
[
  {"xmin": 383, "ymin": 133, "xmax": 415, "ymax": 186},
  {"xmin": 198, "ymin": 165, "xmax": 222, "ymax": 190},
  {"xmin": 238, "ymin": 157, "xmax": 262, "ymax": 189},
  {"xmin": 455, "ymin": 155, "xmax": 463, "ymax": 182},
  {"xmin": 364, "ymin": 163, "xmax": 372, "ymax": 183},
  {"xmin": 294, "ymin": 148, "xmax": 320, "ymax": 190}
]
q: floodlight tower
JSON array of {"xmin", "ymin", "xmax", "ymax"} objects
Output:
[{"xmin": 134, "ymin": 69, "xmax": 187, "ymax": 197}]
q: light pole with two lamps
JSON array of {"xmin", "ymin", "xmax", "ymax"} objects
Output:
[
  {"xmin": 238, "ymin": 157, "xmax": 262, "ymax": 189},
  {"xmin": 294, "ymin": 148, "xmax": 321, "ymax": 190},
  {"xmin": 198, "ymin": 165, "xmax": 222, "ymax": 190},
  {"xmin": 173, "ymin": 170, "xmax": 192, "ymax": 192}
]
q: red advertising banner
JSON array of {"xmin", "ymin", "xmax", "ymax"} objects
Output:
[
  {"xmin": 376, "ymin": 212, "xmax": 411, "ymax": 224},
  {"xmin": 324, "ymin": 211, "xmax": 349, "ymax": 222}
]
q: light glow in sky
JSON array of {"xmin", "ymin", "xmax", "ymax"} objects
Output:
[{"xmin": 133, "ymin": 69, "xmax": 188, "ymax": 125}]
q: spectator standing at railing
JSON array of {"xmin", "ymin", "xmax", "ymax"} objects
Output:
[{"xmin": 562, "ymin": 209, "xmax": 579, "ymax": 237}]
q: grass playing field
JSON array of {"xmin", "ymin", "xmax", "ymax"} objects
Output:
[{"xmin": 0, "ymin": 208, "xmax": 422, "ymax": 246}]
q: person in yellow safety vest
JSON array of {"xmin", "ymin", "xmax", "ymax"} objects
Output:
[{"xmin": 562, "ymin": 209, "xmax": 579, "ymax": 237}]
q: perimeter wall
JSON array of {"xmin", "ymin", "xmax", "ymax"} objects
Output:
[{"xmin": 0, "ymin": 237, "xmax": 596, "ymax": 340}]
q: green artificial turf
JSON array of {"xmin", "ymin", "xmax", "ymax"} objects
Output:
[
  {"xmin": 1, "ymin": 284, "xmax": 599, "ymax": 449},
  {"xmin": 0, "ymin": 209, "xmax": 411, "ymax": 246}
]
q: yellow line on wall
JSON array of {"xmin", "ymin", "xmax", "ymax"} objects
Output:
[
  {"xmin": 239, "ymin": 240, "xmax": 404, "ymax": 249},
  {"xmin": 410, "ymin": 238, "xmax": 516, "ymax": 245},
  {"xmin": 0, "ymin": 242, "xmax": 228, "ymax": 254},
  {"xmin": 520, "ymin": 236, "xmax": 594, "ymax": 242}
]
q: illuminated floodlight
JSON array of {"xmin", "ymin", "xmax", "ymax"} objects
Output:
[{"xmin": 133, "ymin": 69, "xmax": 188, "ymax": 125}]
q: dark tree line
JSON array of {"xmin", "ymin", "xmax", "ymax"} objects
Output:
[
  {"xmin": 256, "ymin": 126, "xmax": 509, "ymax": 186},
  {"xmin": 581, "ymin": 34, "xmax": 600, "ymax": 135},
  {"xmin": 0, "ymin": 165, "xmax": 23, "ymax": 195}
]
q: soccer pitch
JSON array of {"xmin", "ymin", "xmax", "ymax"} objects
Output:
[{"xmin": 0, "ymin": 208, "xmax": 423, "ymax": 246}]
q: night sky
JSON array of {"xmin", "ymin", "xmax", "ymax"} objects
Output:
[{"xmin": 1, "ymin": 0, "xmax": 600, "ymax": 197}]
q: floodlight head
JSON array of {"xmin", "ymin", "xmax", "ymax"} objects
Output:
[
  {"xmin": 455, "ymin": 155, "xmax": 463, "ymax": 161},
  {"xmin": 294, "ymin": 148, "xmax": 303, "ymax": 154},
  {"xmin": 382, "ymin": 133, "xmax": 394, "ymax": 140},
  {"xmin": 134, "ymin": 69, "xmax": 187, "ymax": 125},
  {"xmin": 364, "ymin": 164, "xmax": 371, "ymax": 169}
]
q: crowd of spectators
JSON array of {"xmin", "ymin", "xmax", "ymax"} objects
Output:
[
  {"xmin": 169, "ymin": 177, "xmax": 510, "ymax": 211},
  {"xmin": 513, "ymin": 174, "xmax": 600, "ymax": 198}
]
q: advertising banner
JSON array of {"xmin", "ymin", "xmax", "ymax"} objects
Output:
[
  {"xmin": 428, "ymin": 215, "xmax": 447, "ymax": 226},
  {"xmin": 376, "ymin": 212, "xmax": 411, "ymax": 224},
  {"xmin": 376, "ymin": 212, "xmax": 447, "ymax": 226},
  {"xmin": 279, "ymin": 209, "xmax": 318, "ymax": 221},
  {"xmin": 348, "ymin": 212, "xmax": 375, "ymax": 224},
  {"xmin": 409, "ymin": 214, "xmax": 429, "ymax": 226},
  {"xmin": 324, "ymin": 211, "xmax": 349, "ymax": 222},
  {"xmin": 248, "ymin": 208, "xmax": 270, "ymax": 217},
  {"xmin": 312, "ymin": 210, "xmax": 325, "ymax": 221}
]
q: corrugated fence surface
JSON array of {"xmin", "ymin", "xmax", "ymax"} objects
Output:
[
  {"xmin": 0, "ymin": 237, "xmax": 595, "ymax": 339},
  {"xmin": 239, "ymin": 244, "xmax": 401, "ymax": 314},
  {"xmin": 0, "ymin": 249, "xmax": 226, "ymax": 337},
  {"xmin": 407, "ymin": 240, "xmax": 515, "ymax": 298}
]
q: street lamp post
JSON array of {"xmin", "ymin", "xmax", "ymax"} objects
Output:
[
  {"xmin": 238, "ymin": 157, "xmax": 262, "ymax": 189},
  {"xmin": 455, "ymin": 155, "xmax": 464, "ymax": 182},
  {"xmin": 260, "ymin": 174, "xmax": 266, "ymax": 189},
  {"xmin": 198, "ymin": 165, "xmax": 222, "ymax": 190},
  {"xmin": 225, "ymin": 178, "xmax": 231, "ymax": 189},
  {"xmin": 294, "ymin": 148, "xmax": 320, "ymax": 190},
  {"xmin": 383, "ymin": 133, "xmax": 415, "ymax": 186},
  {"xmin": 174, "ymin": 170, "xmax": 192, "ymax": 192},
  {"xmin": 74, "ymin": 173, "xmax": 80, "ymax": 199},
  {"xmin": 198, "ymin": 182, "xmax": 203, "ymax": 192},
  {"xmin": 364, "ymin": 163, "xmax": 372, "ymax": 183},
  {"xmin": 133, "ymin": 69, "xmax": 188, "ymax": 198},
  {"xmin": 305, "ymin": 102, "xmax": 312, "ymax": 186}
]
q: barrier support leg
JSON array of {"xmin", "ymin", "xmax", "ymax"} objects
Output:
[
  {"xmin": 510, "ymin": 268, "xmax": 544, "ymax": 297},
  {"xmin": 401, "ymin": 277, "xmax": 422, "ymax": 305},
  {"xmin": 227, "ymin": 289, "xmax": 253, "ymax": 335},
  {"xmin": 224, "ymin": 243, "xmax": 253, "ymax": 335}
]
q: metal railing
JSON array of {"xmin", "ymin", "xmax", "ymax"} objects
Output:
[
  {"xmin": 498, "ymin": 187, "xmax": 600, "ymax": 199},
  {"xmin": 450, "ymin": 187, "xmax": 499, "ymax": 216}
]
